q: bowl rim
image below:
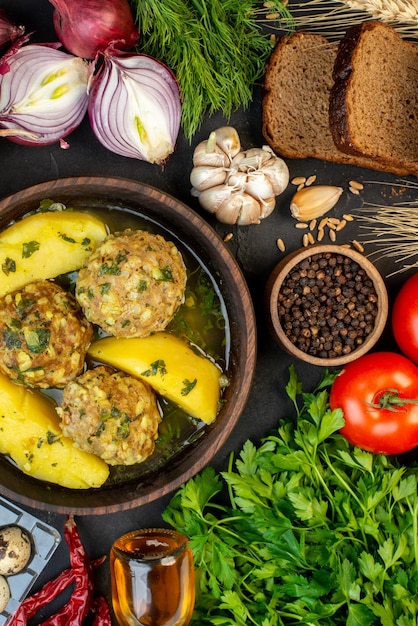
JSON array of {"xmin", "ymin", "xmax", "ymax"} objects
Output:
[
  {"xmin": 265, "ymin": 243, "xmax": 389, "ymax": 367},
  {"xmin": 0, "ymin": 175, "xmax": 257, "ymax": 515}
]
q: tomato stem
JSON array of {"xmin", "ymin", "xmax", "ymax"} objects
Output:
[{"xmin": 367, "ymin": 388, "xmax": 418, "ymax": 412}]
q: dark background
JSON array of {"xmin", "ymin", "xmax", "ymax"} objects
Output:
[{"xmin": 0, "ymin": 1, "xmax": 416, "ymax": 623}]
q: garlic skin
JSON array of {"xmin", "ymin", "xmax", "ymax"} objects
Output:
[{"xmin": 190, "ymin": 127, "xmax": 289, "ymax": 225}]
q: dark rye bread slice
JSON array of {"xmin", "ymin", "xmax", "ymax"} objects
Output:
[
  {"xmin": 330, "ymin": 21, "xmax": 418, "ymax": 176},
  {"xmin": 261, "ymin": 31, "xmax": 412, "ymax": 175}
]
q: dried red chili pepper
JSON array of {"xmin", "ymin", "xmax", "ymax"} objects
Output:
[
  {"xmin": 91, "ymin": 596, "xmax": 112, "ymax": 626},
  {"xmin": 9, "ymin": 515, "xmax": 106, "ymax": 626},
  {"xmin": 40, "ymin": 515, "xmax": 94, "ymax": 626},
  {"xmin": 9, "ymin": 568, "xmax": 75, "ymax": 626}
]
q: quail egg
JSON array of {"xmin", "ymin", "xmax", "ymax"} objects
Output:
[
  {"xmin": 0, "ymin": 526, "xmax": 32, "ymax": 576},
  {"xmin": 0, "ymin": 575, "xmax": 10, "ymax": 612}
]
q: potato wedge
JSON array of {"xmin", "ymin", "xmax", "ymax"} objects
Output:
[
  {"xmin": 0, "ymin": 210, "xmax": 107, "ymax": 297},
  {"xmin": 88, "ymin": 333, "xmax": 223, "ymax": 424},
  {"xmin": 0, "ymin": 371, "xmax": 109, "ymax": 489}
]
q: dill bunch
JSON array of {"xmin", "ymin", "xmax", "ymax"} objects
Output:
[{"xmin": 129, "ymin": 0, "xmax": 293, "ymax": 141}]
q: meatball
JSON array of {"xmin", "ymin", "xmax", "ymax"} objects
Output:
[
  {"xmin": 75, "ymin": 229, "xmax": 187, "ymax": 338},
  {"xmin": 57, "ymin": 366, "xmax": 162, "ymax": 466},
  {"xmin": 0, "ymin": 280, "xmax": 93, "ymax": 388}
]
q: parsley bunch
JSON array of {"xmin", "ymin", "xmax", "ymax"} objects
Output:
[{"xmin": 163, "ymin": 365, "xmax": 418, "ymax": 625}]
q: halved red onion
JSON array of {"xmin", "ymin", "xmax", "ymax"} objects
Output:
[
  {"xmin": 88, "ymin": 47, "xmax": 182, "ymax": 164},
  {"xmin": 0, "ymin": 9, "xmax": 24, "ymax": 48},
  {"xmin": 0, "ymin": 43, "xmax": 89, "ymax": 146},
  {"xmin": 49, "ymin": 0, "xmax": 139, "ymax": 60}
]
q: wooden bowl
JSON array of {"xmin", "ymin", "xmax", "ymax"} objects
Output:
[
  {"xmin": 0, "ymin": 176, "xmax": 256, "ymax": 515},
  {"xmin": 265, "ymin": 244, "xmax": 388, "ymax": 367}
]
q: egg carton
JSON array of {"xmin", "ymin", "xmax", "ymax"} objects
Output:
[{"xmin": 0, "ymin": 496, "xmax": 61, "ymax": 625}]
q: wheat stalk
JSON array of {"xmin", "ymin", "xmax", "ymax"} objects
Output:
[
  {"xmin": 354, "ymin": 180, "xmax": 418, "ymax": 275},
  {"xmin": 285, "ymin": 0, "xmax": 418, "ymax": 41}
]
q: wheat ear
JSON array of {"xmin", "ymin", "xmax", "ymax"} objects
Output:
[
  {"xmin": 287, "ymin": 0, "xmax": 418, "ymax": 41},
  {"xmin": 343, "ymin": 0, "xmax": 418, "ymax": 23}
]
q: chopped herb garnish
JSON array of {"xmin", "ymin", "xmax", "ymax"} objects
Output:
[
  {"xmin": 156, "ymin": 266, "xmax": 174, "ymax": 282},
  {"xmin": 22, "ymin": 241, "xmax": 40, "ymax": 258},
  {"xmin": 25, "ymin": 451, "xmax": 34, "ymax": 464},
  {"xmin": 117, "ymin": 415, "xmax": 130, "ymax": 439},
  {"xmin": 137, "ymin": 279, "xmax": 148, "ymax": 292},
  {"xmin": 25, "ymin": 328, "xmax": 51, "ymax": 353},
  {"xmin": 2, "ymin": 257, "xmax": 16, "ymax": 275},
  {"xmin": 81, "ymin": 237, "xmax": 92, "ymax": 247},
  {"xmin": 181, "ymin": 378, "xmax": 197, "ymax": 396},
  {"xmin": 46, "ymin": 431, "xmax": 61, "ymax": 445},
  {"xmin": 59, "ymin": 232, "xmax": 76, "ymax": 243},
  {"xmin": 98, "ymin": 261, "xmax": 122, "ymax": 276},
  {"xmin": 94, "ymin": 422, "xmax": 106, "ymax": 437},
  {"xmin": 99, "ymin": 283, "xmax": 111, "ymax": 295},
  {"xmin": 16, "ymin": 298, "xmax": 36, "ymax": 315},
  {"xmin": 142, "ymin": 359, "xmax": 167, "ymax": 377},
  {"xmin": 3, "ymin": 328, "xmax": 22, "ymax": 350}
]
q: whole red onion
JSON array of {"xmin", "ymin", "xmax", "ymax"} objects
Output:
[{"xmin": 48, "ymin": 0, "xmax": 139, "ymax": 60}]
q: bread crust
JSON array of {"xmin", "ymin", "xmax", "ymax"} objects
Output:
[
  {"xmin": 329, "ymin": 20, "xmax": 418, "ymax": 175},
  {"xmin": 329, "ymin": 23, "xmax": 365, "ymax": 156}
]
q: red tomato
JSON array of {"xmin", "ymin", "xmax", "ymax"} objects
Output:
[
  {"xmin": 329, "ymin": 351, "xmax": 418, "ymax": 454},
  {"xmin": 392, "ymin": 273, "xmax": 418, "ymax": 364}
]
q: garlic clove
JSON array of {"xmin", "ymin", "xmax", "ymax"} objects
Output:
[
  {"xmin": 290, "ymin": 185, "xmax": 343, "ymax": 221},
  {"xmin": 244, "ymin": 171, "xmax": 274, "ymax": 201},
  {"xmin": 211, "ymin": 126, "xmax": 241, "ymax": 159},
  {"xmin": 234, "ymin": 147, "xmax": 273, "ymax": 171},
  {"xmin": 198, "ymin": 184, "xmax": 234, "ymax": 214},
  {"xmin": 234, "ymin": 193, "xmax": 263, "ymax": 226},
  {"xmin": 192, "ymin": 139, "xmax": 231, "ymax": 168},
  {"xmin": 190, "ymin": 165, "xmax": 228, "ymax": 192},
  {"xmin": 260, "ymin": 157, "xmax": 289, "ymax": 196},
  {"xmin": 215, "ymin": 193, "xmax": 243, "ymax": 224},
  {"xmin": 227, "ymin": 169, "xmax": 248, "ymax": 189},
  {"xmin": 259, "ymin": 196, "xmax": 276, "ymax": 220}
]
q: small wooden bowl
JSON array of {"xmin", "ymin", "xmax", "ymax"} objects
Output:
[{"xmin": 265, "ymin": 244, "xmax": 388, "ymax": 367}]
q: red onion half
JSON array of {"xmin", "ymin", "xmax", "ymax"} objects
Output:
[
  {"xmin": 0, "ymin": 43, "xmax": 89, "ymax": 146},
  {"xmin": 0, "ymin": 9, "xmax": 24, "ymax": 48},
  {"xmin": 88, "ymin": 46, "xmax": 182, "ymax": 164},
  {"xmin": 49, "ymin": 0, "xmax": 139, "ymax": 60}
]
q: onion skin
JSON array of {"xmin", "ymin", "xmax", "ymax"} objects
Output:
[
  {"xmin": 49, "ymin": 0, "xmax": 139, "ymax": 60},
  {"xmin": 0, "ymin": 9, "xmax": 24, "ymax": 48},
  {"xmin": 88, "ymin": 46, "xmax": 181, "ymax": 164},
  {"xmin": 0, "ymin": 43, "xmax": 89, "ymax": 146}
]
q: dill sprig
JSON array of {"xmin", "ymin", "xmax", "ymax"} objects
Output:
[{"xmin": 129, "ymin": 0, "xmax": 294, "ymax": 141}]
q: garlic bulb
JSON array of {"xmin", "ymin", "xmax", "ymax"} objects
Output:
[{"xmin": 190, "ymin": 126, "xmax": 289, "ymax": 225}]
